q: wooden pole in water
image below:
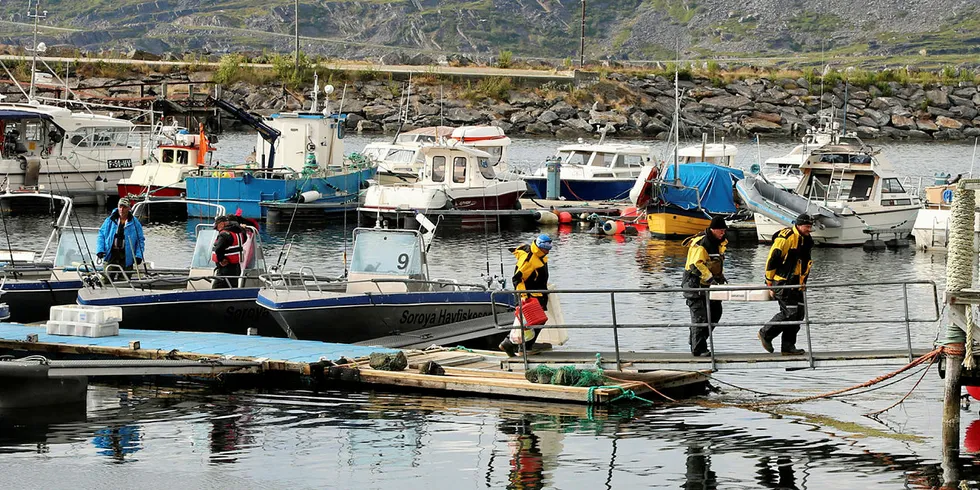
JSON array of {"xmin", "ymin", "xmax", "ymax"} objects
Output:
[
  {"xmin": 940, "ymin": 179, "xmax": 979, "ymax": 488},
  {"xmin": 942, "ymin": 349, "xmax": 963, "ymax": 488}
]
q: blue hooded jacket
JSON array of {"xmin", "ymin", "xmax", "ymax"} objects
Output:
[{"xmin": 96, "ymin": 209, "xmax": 145, "ymax": 267}]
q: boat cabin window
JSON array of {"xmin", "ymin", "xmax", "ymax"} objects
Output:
[
  {"xmin": 619, "ymin": 154, "xmax": 646, "ymax": 167},
  {"xmin": 806, "ymin": 175, "xmax": 831, "ymax": 199},
  {"xmin": 162, "ymin": 149, "xmax": 175, "ymax": 164},
  {"xmin": 476, "ymin": 146, "xmax": 503, "ymax": 166},
  {"xmin": 818, "ymin": 153, "xmax": 872, "ymax": 164},
  {"xmin": 848, "ymin": 174, "xmax": 874, "ymax": 201},
  {"xmin": 176, "ymin": 150, "xmax": 189, "ymax": 165},
  {"xmin": 591, "ymin": 153, "xmax": 611, "ymax": 167},
  {"xmin": 559, "ymin": 151, "xmax": 590, "ymax": 166},
  {"xmin": 881, "ymin": 178, "xmax": 906, "ymax": 194},
  {"xmin": 53, "ymin": 229, "xmax": 100, "ymax": 268},
  {"xmin": 477, "ymin": 157, "xmax": 495, "ymax": 179},
  {"xmin": 431, "ymin": 156, "xmax": 446, "ymax": 182},
  {"xmin": 453, "ymin": 156, "xmax": 467, "ymax": 183},
  {"xmin": 350, "ymin": 231, "xmax": 424, "ymax": 277},
  {"xmin": 386, "ymin": 149, "xmax": 418, "ymax": 164}
]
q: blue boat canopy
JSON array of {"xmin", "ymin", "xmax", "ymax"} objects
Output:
[
  {"xmin": 0, "ymin": 110, "xmax": 54, "ymax": 121},
  {"xmin": 660, "ymin": 162, "xmax": 744, "ymax": 213}
]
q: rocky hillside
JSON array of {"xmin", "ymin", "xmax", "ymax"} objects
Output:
[{"xmin": 0, "ymin": 0, "xmax": 978, "ymax": 65}]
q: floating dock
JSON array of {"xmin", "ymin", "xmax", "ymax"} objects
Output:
[{"xmin": 0, "ymin": 323, "xmax": 708, "ymax": 405}]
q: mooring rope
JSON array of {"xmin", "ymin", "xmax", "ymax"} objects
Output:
[
  {"xmin": 946, "ymin": 182, "xmax": 978, "ymax": 368},
  {"xmin": 743, "ymin": 347, "xmax": 943, "ymax": 408}
]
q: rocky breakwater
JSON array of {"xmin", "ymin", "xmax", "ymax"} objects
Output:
[{"xmin": 213, "ymin": 74, "xmax": 980, "ymax": 141}]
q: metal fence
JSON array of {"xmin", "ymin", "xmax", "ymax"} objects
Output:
[{"xmin": 490, "ymin": 280, "xmax": 940, "ymax": 371}]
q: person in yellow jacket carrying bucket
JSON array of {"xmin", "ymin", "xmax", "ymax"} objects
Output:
[
  {"xmin": 681, "ymin": 216, "xmax": 728, "ymax": 357},
  {"xmin": 499, "ymin": 234, "xmax": 553, "ymax": 357}
]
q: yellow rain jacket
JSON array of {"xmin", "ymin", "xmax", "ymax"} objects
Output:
[
  {"xmin": 510, "ymin": 242, "xmax": 550, "ymax": 309},
  {"xmin": 682, "ymin": 231, "xmax": 727, "ymax": 287},
  {"xmin": 765, "ymin": 225, "xmax": 814, "ymax": 285}
]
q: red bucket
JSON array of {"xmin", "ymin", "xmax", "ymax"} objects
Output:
[{"xmin": 515, "ymin": 297, "xmax": 548, "ymax": 326}]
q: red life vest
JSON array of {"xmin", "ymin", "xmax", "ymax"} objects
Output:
[{"xmin": 212, "ymin": 230, "xmax": 245, "ymax": 265}]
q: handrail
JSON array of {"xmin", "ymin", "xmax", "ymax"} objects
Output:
[{"xmin": 491, "ymin": 280, "xmax": 939, "ymax": 371}]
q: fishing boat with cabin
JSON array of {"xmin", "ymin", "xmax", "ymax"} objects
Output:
[
  {"xmin": 524, "ymin": 130, "xmax": 652, "ymax": 201},
  {"xmin": 184, "ymin": 79, "xmax": 375, "ymax": 220},
  {"xmin": 738, "ymin": 142, "xmax": 921, "ymax": 246}
]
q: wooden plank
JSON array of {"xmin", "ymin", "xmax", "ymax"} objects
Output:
[{"xmin": 356, "ymin": 368, "xmax": 636, "ymax": 403}]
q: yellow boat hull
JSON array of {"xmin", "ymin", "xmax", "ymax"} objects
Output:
[{"xmin": 647, "ymin": 212, "xmax": 710, "ymax": 239}]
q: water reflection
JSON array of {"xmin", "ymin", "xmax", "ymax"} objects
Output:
[
  {"xmin": 755, "ymin": 455, "xmax": 796, "ymax": 489},
  {"xmin": 500, "ymin": 416, "xmax": 546, "ymax": 490},
  {"xmin": 208, "ymin": 400, "xmax": 256, "ymax": 464},
  {"xmin": 684, "ymin": 442, "xmax": 717, "ymax": 490},
  {"xmin": 92, "ymin": 425, "xmax": 142, "ymax": 461}
]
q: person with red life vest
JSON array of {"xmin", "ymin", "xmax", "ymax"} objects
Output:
[{"xmin": 211, "ymin": 215, "xmax": 248, "ymax": 289}]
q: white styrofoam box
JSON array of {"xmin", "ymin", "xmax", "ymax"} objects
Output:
[
  {"xmin": 49, "ymin": 305, "xmax": 123, "ymax": 324},
  {"xmin": 708, "ymin": 284, "xmax": 775, "ymax": 302},
  {"xmin": 45, "ymin": 320, "xmax": 120, "ymax": 337},
  {"xmin": 45, "ymin": 320, "xmax": 75, "ymax": 336},
  {"xmin": 74, "ymin": 322, "xmax": 119, "ymax": 338},
  {"xmin": 76, "ymin": 307, "xmax": 123, "ymax": 324}
]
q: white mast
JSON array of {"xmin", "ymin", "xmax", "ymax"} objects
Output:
[{"xmin": 28, "ymin": 0, "xmax": 47, "ymax": 101}]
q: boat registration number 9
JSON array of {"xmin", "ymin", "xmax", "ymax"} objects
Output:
[{"xmin": 108, "ymin": 159, "xmax": 133, "ymax": 169}]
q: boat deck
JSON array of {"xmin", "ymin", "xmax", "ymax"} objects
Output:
[{"xmin": 0, "ymin": 323, "xmax": 707, "ymax": 405}]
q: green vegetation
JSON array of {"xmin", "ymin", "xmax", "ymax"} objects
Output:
[
  {"xmin": 646, "ymin": 0, "xmax": 698, "ymax": 23},
  {"xmin": 775, "ymin": 409, "xmax": 925, "ymax": 443},
  {"xmin": 460, "ymin": 76, "xmax": 513, "ymax": 102},
  {"xmin": 787, "ymin": 11, "xmax": 843, "ymax": 34}
]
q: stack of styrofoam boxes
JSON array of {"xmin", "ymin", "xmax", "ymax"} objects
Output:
[{"xmin": 46, "ymin": 305, "xmax": 122, "ymax": 337}]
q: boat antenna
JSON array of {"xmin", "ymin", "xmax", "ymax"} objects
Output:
[
  {"xmin": 0, "ymin": 198, "xmax": 16, "ymax": 272},
  {"xmin": 672, "ymin": 53, "xmax": 680, "ymax": 186},
  {"xmin": 390, "ymin": 77, "xmax": 411, "ymax": 144},
  {"xmin": 841, "ymin": 73, "xmax": 849, "ymax": 135},
  {"xmin": 440, "ymin": 85, "xmax": 444, "ymax": 127},
  {"xmin": 971, "ymin": 137, "xmax": 979, "ymax": 178},
  {"xmin": 310, "ymin": 72, "xmax": 319, "ymax": 112},
  {"xmin": 28, "ymin": 0, "xmax": 47, "ymax": 101}
]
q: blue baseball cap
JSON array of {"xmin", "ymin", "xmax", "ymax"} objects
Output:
[{"xmin": 535, "ymin": 234, "xmax": 553, "ymax": 251}]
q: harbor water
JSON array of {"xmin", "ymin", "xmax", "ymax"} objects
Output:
[{"xmin": 0, "ymin": 134, "xmax": 974, "ymax": 488}]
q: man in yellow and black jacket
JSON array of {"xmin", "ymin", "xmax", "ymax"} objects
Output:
[
  {"xmin": 681, "ymin": 216, "xmax": 729, "ymax": 357},
  {"xmin": 499, "ymin": 234, "xmax": 553, "ymax": 357},
  {"xmin": 758, "ymin": 214, "xmax": 814, "ymax": 355}
]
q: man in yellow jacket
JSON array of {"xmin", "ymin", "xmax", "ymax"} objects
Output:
[
  {"xmin": 681, "ymin": 216, "xmax": 729, "ymax": 357},
  {"xmin": 499, "ymin": 234, "xmax": 552, "ymax": 357},
  {"xmin": 758, "ymin": 214, "xmax": 814, "ymax": 355}
]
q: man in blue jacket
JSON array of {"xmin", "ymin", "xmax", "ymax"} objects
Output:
[{"xmin": 96, "ymin": 198, "xmax": 145, "ymax": 282}]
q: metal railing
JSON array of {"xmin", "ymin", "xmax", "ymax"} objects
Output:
[
  {"xmin": 257, "ymin": 271, "xmax": 489, "ymax": 297},
  {"xmin": 491, "ymin": 280, "xmax": 940, "ymax": 371}
]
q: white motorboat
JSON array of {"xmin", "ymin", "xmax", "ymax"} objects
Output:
[
  {"xmin": 363, "ymin": 126, "xmax": 513, "ymax": 185},
  {"xmin": 909, "ymin": 175, "xmax": 976, "ymax": 250},
  {"xmin": 117, "ymin": 124, "xmax": 212, "ymax": 200},
  {"xmin": 759, "ymin": 115, "xmax": 861, "ymax": 190},
  {"xmin": 524, "ymin": 139, "xmax": 652, "ymax": 201},
  {"xmin": 740, "ymin": 142, "xmax": 921, "ymax": 246},
  {"xmin": 0, "ymin": 100, "xmax": 157, "ymax": 204},
  {"xmin": 361, "ymin": 143, "xmax": 525, "ymax": 212},
  {"xmin": 677, "ymin": 139, "xmax": 738, "ymax": 167}
]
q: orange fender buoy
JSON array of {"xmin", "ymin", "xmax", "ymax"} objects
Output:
[
  {"xmin": 558, "ymin": 211, "xmax": 573, "ymax": 224},
  {"xmin": 966, "ymin": 419, "xmax": 980, "ymax": 452}
]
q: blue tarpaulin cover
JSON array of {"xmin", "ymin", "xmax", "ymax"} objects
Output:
[{"xmin": 661, "ymin": 163, "xmax": 744, "ymax": 213}]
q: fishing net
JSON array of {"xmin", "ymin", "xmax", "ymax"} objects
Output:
[
  {"xmin": 524, "ymin": 365, "xmax": 606, "ymax": 387},
  {"xmin": 369, "ymin": 351, "xmax": 407, "ymax": 371}
]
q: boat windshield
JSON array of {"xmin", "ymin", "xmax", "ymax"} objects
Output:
[
  {"xmin": 350, "ymin": 231, "xmax": 424, "ymax": 277},
  {"xmin": 478, "ymin": 157, "xmax": 495, "ymax": 179},
  {"xmin": 558, "ymin": 150, "xmax": 591, "ymax": 166},
  {"xmin": 53, "ymin": 228, "xmax": 100, "ymax": 267},
  {"xmin": 190, "ymin": 228, "xmax": 264, "ymax": 270}
]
